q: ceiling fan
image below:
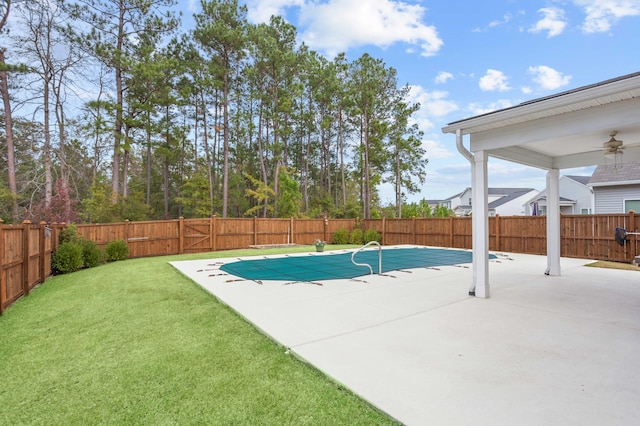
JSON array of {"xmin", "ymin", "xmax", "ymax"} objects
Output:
[{"xmin": 602, "ymin": 131, "xmax": 624, "ymax": 154}]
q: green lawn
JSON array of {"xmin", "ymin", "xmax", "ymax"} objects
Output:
[{"xmin": 0, "ymin": 246, "xmax": 398, "ymax": 425}]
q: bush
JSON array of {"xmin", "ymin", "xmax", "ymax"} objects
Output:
[
  {"xmin": 363, "ymin": 228, "xmax": 381, "ymax": 244},
  {"xmin": 80, "ymin": 239, "xmax": 103, "ymax": 268},
  {"xmin": 349, "ymin": 228, "xmax": 364, "ymax": 245},
  {"xmin": 333, "ymin": 228, "xmax": 350, "ymax": 244},
  {"xmin": 59, "ymin": 224, "xmax": 79, "ymax": 244},
  {"xmin": 52, "ymin": 242, "xmax": 84, "ymax": 274},
  {"xmin": 104, "ymin": 239, "xmax": 129, "ymax": 262}
]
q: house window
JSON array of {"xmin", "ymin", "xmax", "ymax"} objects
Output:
[
  {"xmin": 581, "ymin": 208, "xmax": 592, "ymax": 214},
  {"xmin": 624, "ymin": 199, "xmax": 640, "ymax": 213}
]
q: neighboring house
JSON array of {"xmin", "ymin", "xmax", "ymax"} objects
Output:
[
  {"xmin": 524, "ymin": 175, "xmax": 594, "ymax": 215},
  {"xmin": 446, "ymin": 187, "xmax": 539, "ymax": 217},
  {"xmin": 588, "ymin": 162, "xmax": 640, "ymax": 213}
]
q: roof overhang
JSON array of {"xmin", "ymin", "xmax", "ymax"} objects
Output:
[{"xmin": 442, "ymin": 72, "xmax": 640, "ymax": 170}]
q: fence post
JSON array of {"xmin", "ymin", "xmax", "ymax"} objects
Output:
[
  {"xmin": 381, "ymin": 217, "xmax": 386, "ymax": 245},
  {"xmin": 39, "ymin": 222, "xmax": 47, "ymax": 286},
  {"xmin": 290, "ymin": 217, "xmax": 294, "ymax": 245},
  {"xmin": 179, "ymin": 217, "xmax": 184, "ymax": 254},
  {"xmin": 412, "ymin": 217, "xmax": 416, "ymax": 245},
  {"xmin": 495, "ymin": 215, "xmax": 500, "ymax": 251},
  {"xmin": 0, "ymin": 219, "xmax": 4, "ymax": 315},
  {"xmin": 449, "ymin": 216, "xmax": 454, "ymax": 248},
  {"xmin": 209, "ymin": 216, "xmax": 214, "ymax": 251},
  {"xmin": 253, "ymin": 216, "xmax": 257, "ymax": 246},
  {"xmin": 323, "ymin": 216, "xmax": 328, "ymax": 242},
  {"xmin": 212, "ymin": 215, "xmax": 217, "ymax": 252},
  {"xmin": 629, "ymin": 210, "xmax": 636, "ymax": 261},
  {"xmin": 22, "ymin": 220, "xmax": 31, "ymax": 297}
]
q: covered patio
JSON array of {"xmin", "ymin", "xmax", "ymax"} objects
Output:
[{"xmin": 442, "ymin": 72, "xmax": 640, "ymax": 298}]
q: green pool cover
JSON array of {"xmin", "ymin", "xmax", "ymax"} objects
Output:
[{"xmin": 220, "ymin": 247, "xmax": 496, "ymax": 282}]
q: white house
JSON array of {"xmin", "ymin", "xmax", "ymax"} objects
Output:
[
  {"xmin": 588, "ymin": 162, "xmax": 640, "ymax": 213},
  {"xmin": 447, "ymin": 187, "xmax": 539, "ymax": 216},
  {"xmin": 524, "ymin": 175, "xmax": 593, "ymax": 215}
]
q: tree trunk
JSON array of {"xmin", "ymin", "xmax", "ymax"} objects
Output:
[
  {"xmin": 222, "ymin": 66, "xmax": 229, "ymax": 218},
  {"xmin": 0, "ymin": 48, "xmax": 19, "ymax": 220}
]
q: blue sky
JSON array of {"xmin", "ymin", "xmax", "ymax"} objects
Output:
[{"xmin": 184, "ymin": 0, "xmax": 640, "ymax": 203}]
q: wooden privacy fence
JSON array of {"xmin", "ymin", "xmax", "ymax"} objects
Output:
[{"xmin": 1, "ymin": 213, "xmax": 638, "ymax": 314}]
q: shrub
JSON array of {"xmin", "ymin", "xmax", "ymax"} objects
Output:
[
  {"xmin": 52, "ymin": 242, "xmax": 84, "ymax": 274},
  {"xmin": 333, "ymin": 228, "xmax": 350, "ymax": 244},
  {"xmin": 59, "ymin": 224, "xmax": 79, "ymax": 244},
  {"xmin": 80, "ymin": 239, "xmax": 103, "ymax": 268},
  {"xmin": 349, "ymin": 228, "xmax": 364, "ymax": 245},
  {"xmin": 104, "ymin": 239, "xmax": 129, "ymax": 262},
  {"xmin": 363, "ymin": 228, "xmax": 381, "ymax": 244}
]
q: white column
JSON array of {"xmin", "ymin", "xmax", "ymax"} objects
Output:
[
  {"xmin": 472, "ymin": 150, "xmax": 490, "ymax": 298},
  {"xmin": 546, "ymin": 169, "xmax": 561, "ymax": 276}
]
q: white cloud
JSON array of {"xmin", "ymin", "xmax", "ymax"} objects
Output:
[
  {"xmin": 529, "ymin": 7, "xmax": 567, "ymax": 37},
  {"xmin": 489, "ymin": 13, "xmax": 513, "ymax": 28},
  {"xmin": 478, "ymin": 69, "xmax": 511, "ymax": 92},
  {"xmin": 435, "ymin": 71, "xmax": 453, "ymax": 84},
  {"xmin": 246, "ymin": 0, "xmax": 305, "ymax": 22},
  {"xmin": 422, "ymin": 137, "xmax": 455, "ymax": 160},
  {"xmin": 528, "ymin": 65, "xmax": 572, "ymax": 90},
  {"xmin": 521, "ymin": 86, "xmax": 533, "ymax": 94},
  {"xmin": 408, "ymin": 85, "xmax": 458, "ymax": 131},
  {"xmin": 467, "ymin": 99, "xmax": 514, "ymax": 116},
  {"xmin": 188, "ymin": 0, "xmax": 199, "ymax": 12},
  {"xmin": 574, "ymin": 0, "xmax": 640, "ymax": 33},
  {"xmin": 296, "ymin": 0, "xmax": 443, "ymax": 57}
]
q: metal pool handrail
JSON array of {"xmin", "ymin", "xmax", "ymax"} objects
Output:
[{"xmin": 351, "ymin": 241, "xmax": 382, "ymax": 275}]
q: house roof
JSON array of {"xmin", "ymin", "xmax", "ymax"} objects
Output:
[
  {"xmin": 588, "ymin": 162, "xmax": 640, "ymax": 186},
  {"xmin": 529, "ymin": 195, "xmax": 576, "ymax": 204},
  {"xmin": 441, "ymin": 71, "xmax": 640, "ymax": 169},
  {"xmin": 488, "ymin": 188, "xmax": 537, "ymax": 208},
  {"xmin": 565, "ymin": 175, "xmax": 591, "ymax": 186}
]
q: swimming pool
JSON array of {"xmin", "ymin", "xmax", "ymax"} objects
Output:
[{"xmin": 220, "ymin": 246, "xmax": 495, "ymax": 282}]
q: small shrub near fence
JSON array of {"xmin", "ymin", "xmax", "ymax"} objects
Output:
[
  {"xmin": 349, "ymin": 228, "xmax": 364, "ymax": 245},
  {"xmin": 105, "ymin": 239, "xmax": 129, "ymax": 262},
  {"xmin": 52, "ymin": 242, "xmax": 84, "ymax": 274},
  {"xmin": 333, "ymin": 228, "xmax": 350, "ymax": 244}
]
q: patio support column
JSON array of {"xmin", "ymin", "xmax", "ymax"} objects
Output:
[
  {"xmin": 472, "ymin": 150, "xmax": 490, "ymax": 298},
  {"xmin": 546, "ymin": 168, "xmax": 561, "ymax": 276}
]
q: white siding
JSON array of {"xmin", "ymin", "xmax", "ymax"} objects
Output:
[{"xmin": 593, "ymin": 185, "xmax": 640, "ymax": 213}]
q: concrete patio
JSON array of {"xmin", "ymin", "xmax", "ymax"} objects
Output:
[{"xmin": 171, "ymin": 248, "xmax": 640, "ymax": 425}]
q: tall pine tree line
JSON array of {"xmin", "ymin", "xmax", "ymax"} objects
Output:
[{"xmin": 0, "ymin": 0, "xmax": 428, "ymax": 223}]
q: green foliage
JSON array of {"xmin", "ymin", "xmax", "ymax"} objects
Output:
[
  {"xmin": 52, "ymin": 242, "xmax": 84, "ymax": 274},
  {"xmin": 104, "ymin": 239, "xmax": 130, "ymax": 262},
  {"xmin": 333, "ymin": 228, "xmax": 350, "ymax": 244},
  {"xmin": 59, "ymin": 224, "xmax": 79, "ymax": 244},
  {"xmin": 244, "ymin": 173, "xmax": 275, "ymax": 217},
  {"xmin": 349, "ymin": 228, "xmax": 364, "ymax": 245},
  {"xmin": 81, "ymin": 181, "xmax": 152, "ymax": 223},
  {"xmin": 363, "ymin": 228, "xmax": 381, "ymax": 243},
  {"xmin": 402, "ymin": 199, "xmax": 434, "ymax": 218},
  {"xmin": 80, "ymin": 239, "xmax": 103, "ymax": 268},
  {"xmin": 433, "ymin": 204, "xmax": 455, "ymax": 218},
  {"xmin": 276, "ymin": 168, "xmax": 302, "ymax": 218}
]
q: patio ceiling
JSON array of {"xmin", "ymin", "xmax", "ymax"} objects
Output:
[{"xmin": 442, "ymin": 71, "xmax": 640, "ymax": 170}]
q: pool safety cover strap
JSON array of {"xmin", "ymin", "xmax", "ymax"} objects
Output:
[{"xmin": 219, "ymin": 247, "xmax": 495, "ymax": 282}]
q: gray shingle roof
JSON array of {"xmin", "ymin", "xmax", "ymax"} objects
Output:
[
  {"xmin": 588, "ymin": 162, "xmax": 640, "ymax": 185},
  {"xmin": 488, "ymin": 188, "xmax": 537, "ymax": 208},
  {"xmin": 565, "ymin": 175, "xmax": 591, "ymax": 186}
]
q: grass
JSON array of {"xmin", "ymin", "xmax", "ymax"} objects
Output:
[
  {"xmin": 0, "ymin": 245, "xmax": 398, "ymax": 425},
  {"xmin": 585, "ymin": 260, "xmax": 640, "ymax": 271}
]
